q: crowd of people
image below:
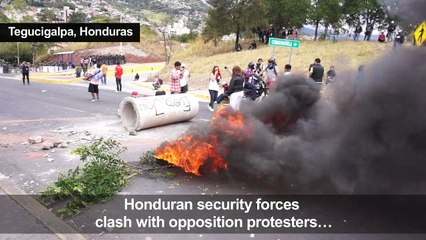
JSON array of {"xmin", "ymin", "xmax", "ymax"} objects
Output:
[
  {"xmin": 80, "ymin": 54, "xmax": 126, "ymax": 67},
  {"xmin": 352, "ymin": 20, "xmax": 406, "ymax": 48},
  {"xmin": 199, "ymin": 55, "xmax": 338, "ymax": 112}
]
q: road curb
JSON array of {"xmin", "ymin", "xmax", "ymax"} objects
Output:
[
  {"xmin": 0, "ymin": 173, "xmax": 86, "ymax": 240},
  {"xmin": 0, "ymin": 76, "xmax": 84, "ymax": 85}
]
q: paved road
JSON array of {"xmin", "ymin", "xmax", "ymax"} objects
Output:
[
  {"xmin": 1, "ymin": 76, "xmax": 424, "ymax": 240},
  {"xmin": 0, "ymin": 75, "xmax": 211, "ymax": 126}
]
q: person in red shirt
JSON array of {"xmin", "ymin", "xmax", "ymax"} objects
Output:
[
  {"xmin": 114, "ymin": 62, "xmax": 123, "ymax": 92},
  {"xmin": 378, "ymin": 32, "xmax": 386, "ymax": 43}
]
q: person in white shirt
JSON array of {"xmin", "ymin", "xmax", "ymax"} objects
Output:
[
  {"xmin": 180, "ymin": 63, "xmax": 190, "ymax": 93},
  {"xmin": 263, "ymin": 58, "xmax": 279, "ymax": 87},
  {"xmin": 284, "ymin": 64, "xmax": 292, "ymax": 75},
  {"xmin": 208, "ymin": 66, "xmax": 221, "ymax": 111}
]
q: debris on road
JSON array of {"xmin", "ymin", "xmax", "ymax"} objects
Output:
[
  {"xmin": 58, "ymin": 143, "xmax": 68, "ymax": 148},
  {"xmin": 28, "ymin": 136, "xmax": 43, "ymax": 144},
  {"xmin": 41, "ymin": 141, "xmax": 54, "ymax": 150}
]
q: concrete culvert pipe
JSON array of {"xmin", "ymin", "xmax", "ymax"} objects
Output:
[{"xmin": 120, "ymin": 94, "xmax": 199, "ymax": 131}]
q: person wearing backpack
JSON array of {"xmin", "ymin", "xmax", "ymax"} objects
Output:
[
  {"xmin": 263, "ymin": 58, "xmax": 279, "ymax": 88},
  {"xmin": 87, "ymin": 63, "xmax": 102, "ymax": 101},
  {"xmin": 244, "ymin": 62, "xmax": 257, "ymax": 100}
]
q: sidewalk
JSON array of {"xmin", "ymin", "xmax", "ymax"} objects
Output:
[{"xmin": 0, "ymin": 173, "xmax": 86, "ymax": 240}]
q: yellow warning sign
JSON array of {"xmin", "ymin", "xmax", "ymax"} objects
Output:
[{"xmin": 414, "ymin": 21, "xmax": 426, "ymax": 46}]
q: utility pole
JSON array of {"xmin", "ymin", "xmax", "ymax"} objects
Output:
[
  {"xmin": 31, "ymin": 43, "xmax": 35, "ymax": 64},
  {"xmin": 120, "ymin": 14, "xmax": 123, "ymax": 55},
  {"xmin": 17, "ymin": 42, "xmax": 20, "ymax": 65}
]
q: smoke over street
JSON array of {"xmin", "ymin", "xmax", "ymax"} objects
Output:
[{"xmin": 158, "ymin": 47, "xmax": 426, "ymax": 194}]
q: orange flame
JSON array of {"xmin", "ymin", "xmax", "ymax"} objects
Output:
[{"xmin": 155, "ymin": 106, "xmax": 251, "ymax": 176}]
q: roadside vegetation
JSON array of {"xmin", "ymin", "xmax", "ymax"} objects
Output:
[{"xmin": 39, "ymin": 138, "xmax": 130, "ymax": 218}]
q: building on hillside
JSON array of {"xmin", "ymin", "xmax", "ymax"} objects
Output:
[
  {"xmin": 167, "ymin": 16, "xmax": 191, "ymax": 36},
  {"xmin": 63, "ymin": 6, "xmax": 71, "ymax": 22}
]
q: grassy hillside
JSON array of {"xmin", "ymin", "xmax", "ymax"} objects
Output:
[{"xmin": 165, "ymin": 40, "xmax": 394, "ymax": 90}]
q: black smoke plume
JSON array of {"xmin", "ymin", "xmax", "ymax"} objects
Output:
[
  {"xmin": 380, "ymin": 0, "xmax": 426, "ymax": 26},
  {"xmin": 225, "ymin": 47, "xmax": 426, "ymax": 194},
  {"xmin": 180, "ymin": 47, "xmax": 426, "ymax": 194}
]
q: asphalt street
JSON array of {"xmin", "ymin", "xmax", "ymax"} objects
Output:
[
  {"xmin": 0, "ymin": 75, "xmax": 211, "ymax": 128},
  {"xmin": 0, "ymin": 76, "xmax": 424, "ymax": 240}
]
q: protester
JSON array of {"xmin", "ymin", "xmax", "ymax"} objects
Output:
[
  {"xmin": 216, "ymin": 66, "xmax": 245, "ymax": 104},
  {"xmin": 87, "ymin": 63, "xmax": 102, "ymax": 101},
  {"xmin": 170, "ymin": 61, "xmax": 182, "ymax": 94},
  {"xmin": 248, "ymin": 40, "xmax": 257, "ymax": 50},
  {"xmin": 75, "ymin": 64, "xmax": 82, "ymax": 78},
  {"xmin": 255, "ymin": 58, "xmax": 264, "ymax": 76},
  {"xmin": 263, "ymin": 58, "xmax": 279, "ymax": 87},
  {"xmin": 134, "ymin": 73, "xmax": 140, "ymax": 81},
  {"xmin": 114, "ymin": 62, "xmax": 123, "ymax": 92},
  {"xmin": 284, "ymin": 64, "xmax": 292, "ymax": 75},
  {"xmin": 243, "ymin": 62, "xmax": 257, "ymax": 101},
  {"xmin": 22, "ymin": 61, "xmax": 30, "ymax": 85},
  {"xmin": 208, "ymin": 66, "xmax": 221, "ymax": 111},
  {"xmin": 180, "ymin": 63, "xmax": 190, "ymax": 93},
  {"xmin": 326, "ymin": 66, "xmax": 336, "ymax": 84},
  {"xmin": 153, "ymin": 75, "xmax": 164, "ymax": 90},
  {"xmin": 378, "ymin": 32, "xmax": 386, "ymax": 43},
  {"xmin": 387, "ymin": 21, "xmax": 397, "ymax": 42},
  {"xmin": 394, "ymin": 30, "xmax": 405, "ymax": 49},
  {"xmin": 364, "ymin": 25, "xmax": 373, "ymax": 41},
  {"xmin": 354, "ymin": 25, "xmax": 362, "ymax": 41},
  {"xmin": 101, "ymin": 63, "xmax": 108, "ymax": 85},
  {"xmin": 309, "ymin": 58, "xmax": 324, "ymax": 83}
]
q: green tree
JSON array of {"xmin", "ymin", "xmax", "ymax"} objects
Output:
[
  {"xmin": 36, "ymin": 8, "xmax": 55, "ymax": 22},
  {"xmin": 266, "ymin": 0, "xmax": 311, "ymax": 36},
  {"xmin": 22, "ymin": 15, "xmax": 35, "ymax": 23},
  {"xmin": 91, "ymin": 16, "xmax": 120, "ymax": 23},
  {"xmin": 309, "ymin": 0, "xmax": 343, "ymax": 40},
  {"xmin": 9, "ymin": 0, "xmax": 28, "ymax": 10},
  {"xmin": 203, "ymin": 0, "xmax": 267, "ymax": 49},
  {"xmin": 202, "ymin": 0, "xmax": 232, "ymax": 46},
  {"xmin": 0, "ymin": 12, "xmax": 10, "ymax": 23},
  {"xmin": 342, "ymin": 0, "xmax": 387, "ymax": 30},
  {"xmin": 68, "ymin": 12, "xmax": 88, "ymax": 23}
]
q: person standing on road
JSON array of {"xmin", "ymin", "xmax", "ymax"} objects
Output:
[
  {"xmin": 170, "ymin": 61, "xmax": 182, "ymax": 94},
  {"xmin": 387, "ymin": 21, "xmax": 396, "ymax": 42},
  {"xmin": 208, "ymin": 66, "xmax": 221, "ymax": 111},
  {"xmin": 22, "ymin": 61, "xmax": 30, "ymax": 85},
  {"xmin": 394, "ymin": 30, "xmax": 405, "ymax": 49},
  {"xmin": 75, "ymin": 64, "xmax": 82, "ymax": 78},
  {"xmin": 114, "ymin": 62, "xmax": 123, "ymax": 92},
  {"xmin": 180, "ymin": 63, "xmax": 190, "ymax": 93},
  {"xmin": 309, "ymin": 58, "xmax": 324, "ymax": 84},
  {"xmin": 88, "ymin": 63, "xmax": 102, "ymax": 102},
  {"xmin": 101, "ymin": 63, "xmax": 108, "ymax": 85}
]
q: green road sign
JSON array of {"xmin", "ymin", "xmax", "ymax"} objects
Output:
[{"xmin": 268, "ymin": 37, "xmax": 300, "ymax": 48}]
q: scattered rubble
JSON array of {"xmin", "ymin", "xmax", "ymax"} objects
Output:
[
  {"xmin": 41, "ymin": 141, "xmax": 54, "ymax": 150},
  {"xmin": 53, "ymin": 140, "xmax": 63, "ymax": 147},
  {"xmin": 58, "ymin": 143, "xmax": 68, "ymax": 148},
  {"xmin": 28, "ymin": 136, "xmax": 43, "ymax": 144},
  {"xmin": 47, "ymin": 158, "xmax": 54, "ymax": 162}
]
